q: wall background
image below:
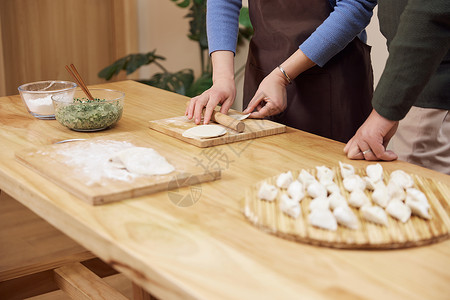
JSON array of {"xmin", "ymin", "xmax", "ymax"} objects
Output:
[{"xmin": 137, "ymin": 2, "xmax": 389, "ymax": 110}]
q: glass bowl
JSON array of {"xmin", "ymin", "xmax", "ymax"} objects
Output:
[
  {"xmin": 18, "ymin": 81, "xmax": 77, "ymax": 120},
  {"xmin": 52, "ymin": 88, "xmax": 124, "ymax": 131}
]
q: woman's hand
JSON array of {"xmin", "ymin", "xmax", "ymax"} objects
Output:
[
  {"xmin": 344, "ymin": 109, "xmax": 399, "ymax": 161},
  {"xmin": 186, "ymin": 78, "xmax": 236, "ymax": 124},
  {"xmin": 243, "ymin": 68, "xmax": 289, "ymax": 118},
  {"xmin": 186, "ymin": 51, "xmax": 236, "ymax": 124}
]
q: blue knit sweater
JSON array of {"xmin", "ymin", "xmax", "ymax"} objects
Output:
[{"xmin": 207, "ymin": 0, "xmax": 377, "ymax": 67}]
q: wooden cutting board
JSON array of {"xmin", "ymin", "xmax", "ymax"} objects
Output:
[
  {"xmin": 244, "ymin": 167, "xmax": 450, "ymax": 249},
  {"xmin": 148, "ymin": 115, "xmax": 286, "ymax": 148},
  {"xmin": 15, "ymin": 134, "xmax": 221, "ymax": 205}
]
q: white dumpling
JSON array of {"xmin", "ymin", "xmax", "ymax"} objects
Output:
[
  {"xmin": 307, "ymin": 181, "xmax": 327, "ymax": 199},
  {"xmin": 406, "ymin": 188, "xmax": 430, "ymax": 208},
  {"xmin": 298, "ymin": 169, "xmax": 316, "ymax": 188},
  {"xmin": 328, "ymin": 192, "xmax": 348, "ymax": 210},
  {"xmin": 325, "ymin": 183, "xmax": 341, "ymax": 195},
  {"xmin": 339, "ymin": 161, "xmax": 355, "ymax": 179},
  {"xmin": 348, "ymin": 189, "xmax": 370, "ymax": 208},
  {"xmin": 361, "ymin": 205, "xmax": 388, "ymax": 226},
  {"xmin": 387, "ymin": 181, "xmax": 406, "ymax": 202},
  {"xmin": 366, "ymin": 163, "xmax": 384, "ymax": 183},
  {"xmin": 389, "ymin": 170, "xmax": 414, "ymax": 189},
  {"xmin": 309, "ymin": 196, "xmax": 330, "ymax": 211},
  {"xmin": 386, "ymin": 200, "xmax": 411, "ymax": 223},
  {"xmin": 258, "ymin": 182, "xmax": 278, "ymax": 201},
  {"xmin": 308, "ymin": 209, "xmax": 338, "ymax": 231},
  {"xmin": 333, "ymin": 206, "xmax": 359, "ymax": 230},
  {"xmin": 287, "ymin": 180, "xmax": 305, "ymax": 202},
  {"xmin": 372, "ymin": 183, "xmax": 390, "ymax": 208},
  {"xmin": 343, "ymin": 174, "xmax": 366, "ymax": 192},
  {"xmin": 405, "ymin": 188, "xmax": 431, "ymax": 219},
  {"xmin": 316, "ymin": 165, "xmax": 334, "ymax": 185},
  {"xmin": 406, "ymin": 198, "xmax": 432, "ymax": 220},
  {"xmin": 276, "ymin": 171, "xmax": 293, "ymax": 189},
  {"xmin": 279, "ymin": 194, "xmax": 301, "ymax": 218},
  {"xmin": 363, "ymin": 176, "xmax": 376, "ymax": 191}
]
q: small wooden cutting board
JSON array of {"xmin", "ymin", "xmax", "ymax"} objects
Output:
[
  {"xmin": 148, "ymin": 115, "xmax": 286, "ymax": 148},
  {"xmin": 15, "ymin": 134, "xmax": 221, "ymax": 205}
]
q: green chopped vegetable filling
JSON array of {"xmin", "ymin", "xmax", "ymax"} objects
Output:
[{"xmin": 55, "ymin": 98, "xmax": 123, "ymax": 130}]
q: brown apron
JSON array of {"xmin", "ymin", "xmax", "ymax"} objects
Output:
[{"xmin": 243, "ymin": 0, "xmax": 373, "ymax": 143}]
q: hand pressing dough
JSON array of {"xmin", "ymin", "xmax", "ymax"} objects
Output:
[
  {"xmin": 182, "ymin": 124, "xmax": 227, "ymax": 139},
  {"xmin": 109, "ymin": 147, "xmax": 175, "ymax": 176}
]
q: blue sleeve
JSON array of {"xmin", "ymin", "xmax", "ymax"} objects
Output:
[
  {"xmin": 300, "ymin": 0, "xmax": 377, "ymax": 67},
  {"xmin": 207, "ymin": 0, "xmax": 242, "ymax": 55}
]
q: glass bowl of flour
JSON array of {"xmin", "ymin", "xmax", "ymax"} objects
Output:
[{"xmin": 18, "ymin": 80, "xmax": 77, "ymax": 120}]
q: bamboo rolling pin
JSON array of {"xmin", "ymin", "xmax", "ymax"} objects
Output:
[{"xmin": 185, "ymin": 101, "xmax": 245, "ymax": 133}]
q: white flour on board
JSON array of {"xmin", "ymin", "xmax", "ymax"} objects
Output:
[{"xmin": 50, "ymin": 140, "xmax": 176, "ymax": 186}]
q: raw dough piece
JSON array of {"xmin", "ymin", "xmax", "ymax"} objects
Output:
[
  {"xmin": 339, "ymin": 161, "xmax": 355, "ymax": 178},
  {"xmin": 109, "ymin": 147, "xmax": 175, "ymax": 176},
  {"xmin": 316, "ymin": 165, "xmax": 334, "ymax": 185},
  {"xmin": 182, "ymin": 124, "xmax": 227, "ymax": 139},
  {"xmin": 348, "ymin": 189, "xmax": 370, "ymax": 208},
  {"xmin": 372, "ymin": 183, "xmax": 390, "ymax": 208},
  {"xmin": 361, "ymin": 205, "xmax": 388, "ymax": 226},
  {"xmin": 258, "ymin": 182, "xmax": 278, "ymax": 201},
  {"xmin": 298, "ymin": 169, "xmax": 316, "ymax": 188},
  {"xmin": 287, "ymin": 180, "xmax": 304, "ymax": 202},
  {"xmin": 325, "ymin": 183, "xmax": 341, "ymax": 195},
  {"xmin": 343, "ymin": 175, "xmax": 366, "ymax": 192},
  {"xmin": 366, "ymin": 163, "xmax": 383, "ymax": 183},
  {"xmin": 328, "ymin": 192, "xmax": 348, "ymax": 210},
  {"xmin": 308, "ymin": 209, "xmax": 338, "ymax": 231},
  {"xmin": 389, "ymin": 170, "xmax": 414, "ymax": 189},
  {"xmin": 387, "ymin": 181, "xmax": 406, "ymax": 202},
  {"xmin": 280, "ymin": 194, "xmax": 301, "ymax": 218},
  {"xmin": 386, "ymin": 200, "xmax": 411, "ymax": 223},
  {"xmin": 406, "ymin": 199, "xmax": 432, "ymax": 220},
  {"xmin": 309, "ymin": 196, "xmax": 330, "ymax": 211},
  {"xmin": 307, "ymin": 181, "xmax": 327, "ymax": 199},
  {"xmin": 276, "ymin": 171, "xmax": 293, "ymax": 189},
  {"xmin": 333, "ymin": 206, "xmax": 359, "ymax": 229}
]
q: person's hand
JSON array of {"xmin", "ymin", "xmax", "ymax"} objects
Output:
[
  {"xmin": 344, "ymin": 109, "xmax": 399, "ymax": 161},
  {"xmin": 186, "ymin": 78, "xmax": 236, "ymax": 125},
  {"xmin": 243, "ymin": 68, "xmax": 289, "ymax": 118}
]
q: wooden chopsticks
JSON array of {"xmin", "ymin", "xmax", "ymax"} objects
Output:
[{"xmin": 65, "ymin": 64, "xmax": 94, "ymax": 100}]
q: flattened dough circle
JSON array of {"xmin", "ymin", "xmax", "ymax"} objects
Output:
[
  {"xmin": 109, "ymin": 147, "xmax": 175, "ymax": 176},
  {"xmin": 182, "ymin": 124, "xmax": 227, "ymax": 139}
]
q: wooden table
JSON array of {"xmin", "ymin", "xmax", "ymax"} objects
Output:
[{"xmin": 1, "ymin": 80, "xmax": 449, "ymax": 300}]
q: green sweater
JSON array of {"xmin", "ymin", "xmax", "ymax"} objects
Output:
[{"xmin": 373, "ymin": 0, "xmax": 450, "ymax": 121}]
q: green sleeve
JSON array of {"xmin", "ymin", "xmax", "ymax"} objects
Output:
[{"xmin": 373, "ymin": 0, "xmax": 450, "ymax": 121}]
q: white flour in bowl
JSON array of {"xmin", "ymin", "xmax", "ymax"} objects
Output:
[{"xmin": 26, "ymin": 95, "xmax": 55, "ymax": 115}]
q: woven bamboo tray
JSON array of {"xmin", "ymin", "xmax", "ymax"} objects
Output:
[{"xmin": 243, "ymin": 167, "xmax": 450, "ymax": 249}]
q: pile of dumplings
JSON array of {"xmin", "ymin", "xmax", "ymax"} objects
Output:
[{"xmin": 257, "ymin": 162, "xmax": 431, "ymax": 231}]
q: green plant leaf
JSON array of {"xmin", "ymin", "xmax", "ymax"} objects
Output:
[
  {"xmin": 186, "ymin": 72, "xmax": 212, "ymax": 97},
  {"xmin": 171, "ymin": 0, "xmax": 191, "ymax": 8},
  {"xmin": 125, "ymin": 54, "xmax": 149, "ymax": 75},
  {"xmin": 140, "ymin": 69, "xmax": 195, "ymax": 95},
  {"xmin": 98, "ymin": 57, "xmax": 128, "ymax": 80},
  {"xmin": 98, "ymin": 51, "xmax": 167, "ymax": 80},
  {"xmin": 239, "ymin": 7, "xmax": 252, "ymax": 29}
]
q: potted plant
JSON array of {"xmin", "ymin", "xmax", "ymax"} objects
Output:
[{"xmin": 98, "ymin": 0, "xmax": 253, "ymax": 97}]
